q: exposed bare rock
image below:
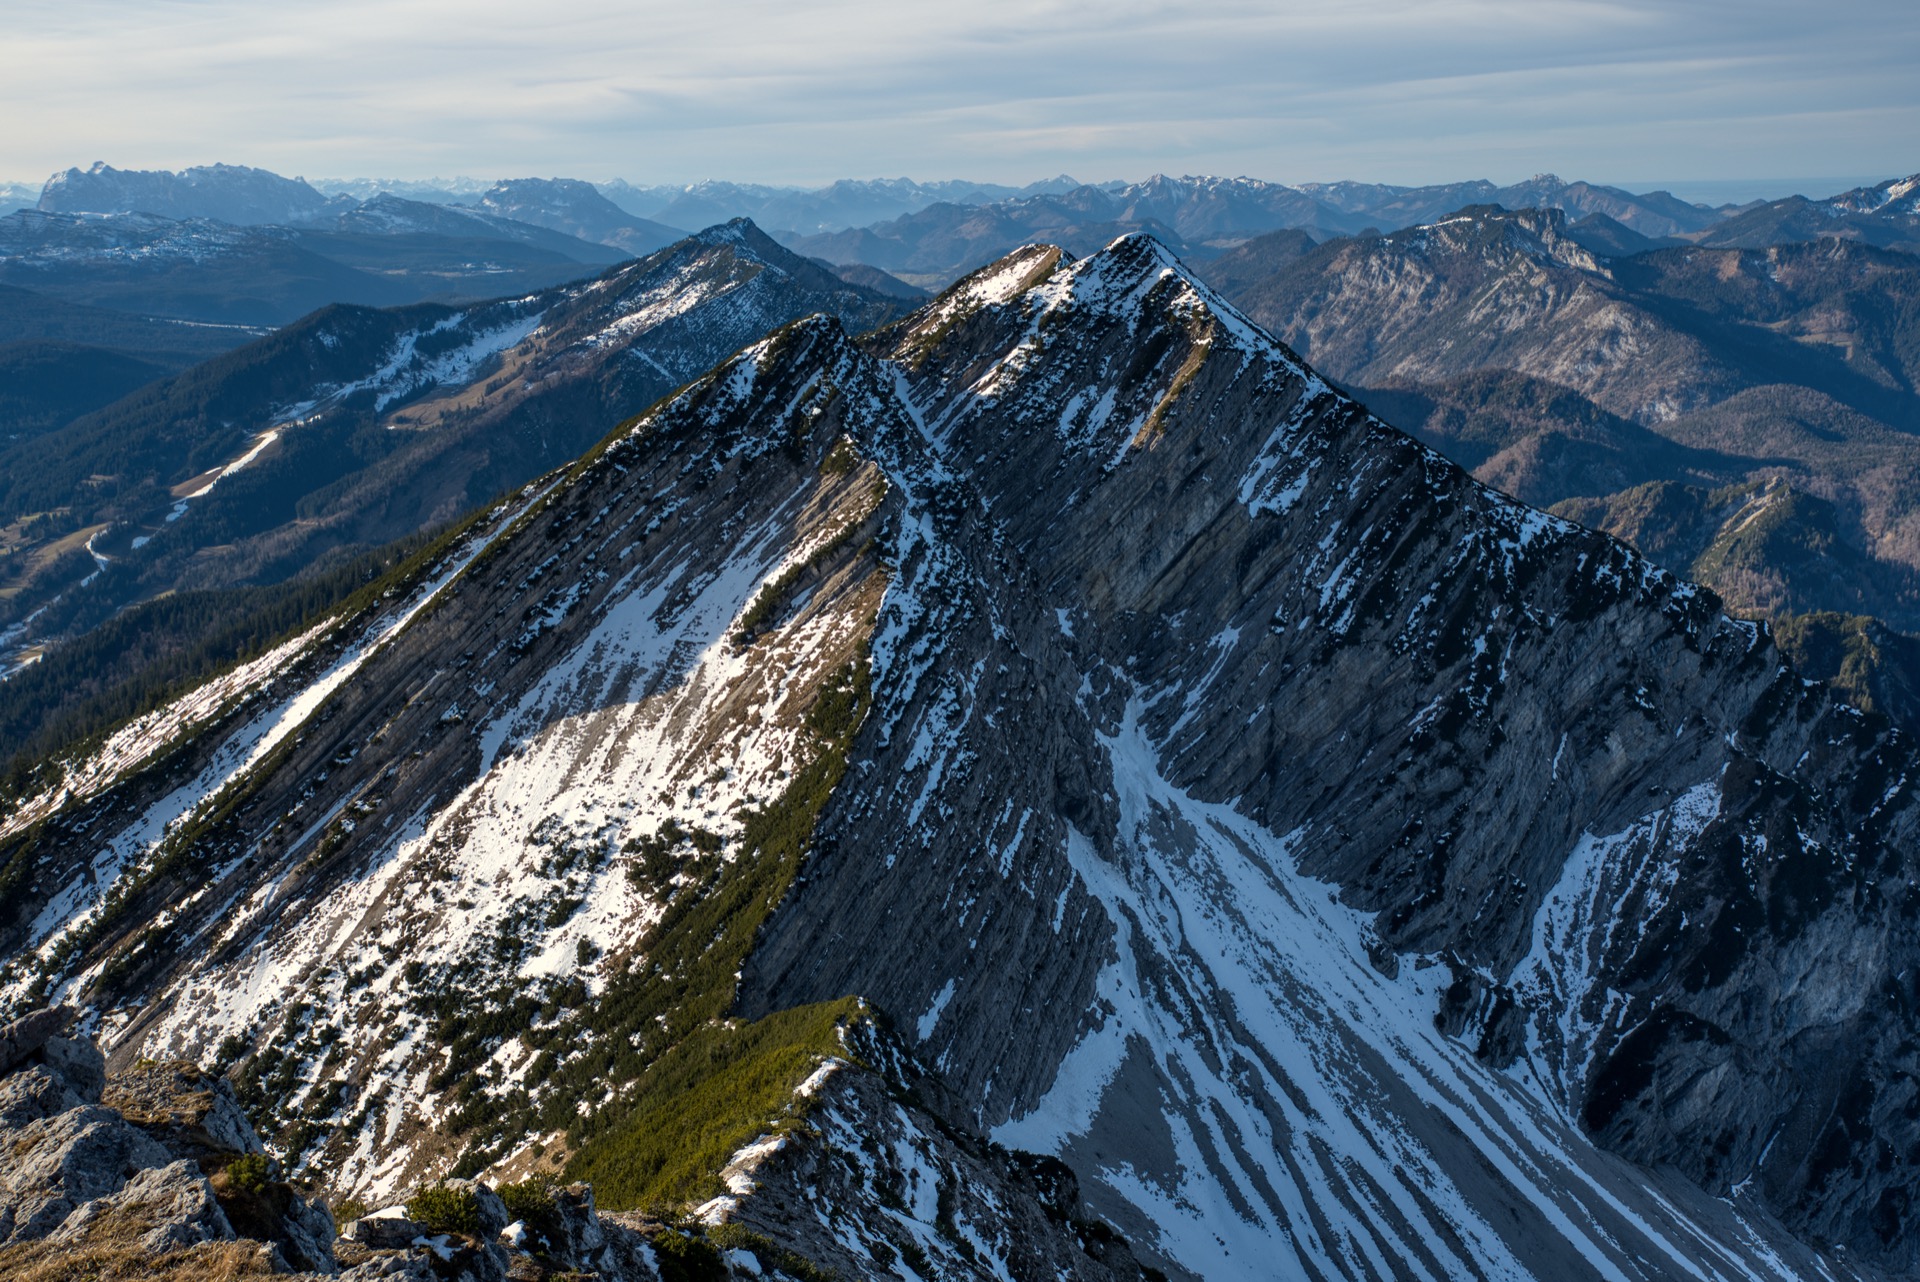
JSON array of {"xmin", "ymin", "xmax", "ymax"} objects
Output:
[
  {"xmin": 0, "ymin": 1064, "xmax": 86, "ymax": 1129},
  {"xmin": 105, "ymin": 1059, "xmax": 263, "ymax": 1164},
  {"xmin": 336, "ymin": 1252, "xmax": 441, "ymax": 1280},
  {"xmin": 0, "ymin": 1007, "xmax": 76, "ymax": 1076},
  {"xmin": 341, "ymin": 1208, "xmax": 430, "ymax": 1250},
  {"xmin": 702, "ymin": 1057, "xmax": 1156, "ymax": 1282},
  {"xmin": 40, "ymin": 1035, "xmax": 105, "ymax": 1102},
  {"xmin": 278, "ymin": 1190, "xmax": 339, "ymax": 1272},
  {"xmin": 48, "ymin": 1157, "xmax": 234, "ymax": 1254},
  {"xmin": 0, "ymin": 1104, "xmax": 170, "ymax": 1243}
]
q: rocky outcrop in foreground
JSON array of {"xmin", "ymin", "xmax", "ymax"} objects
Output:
[{"xmin": 0, "ymin": 1007, "xmax": 674, "ymax": 1281}]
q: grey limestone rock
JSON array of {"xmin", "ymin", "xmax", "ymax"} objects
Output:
[
  {"xmin": 47, "ymin": 1156, "xmax": 234, "ymax": 1253},
  {"xmin": 0, "ymin": 1103, "xmax": 170, "ymax": 1243},
  {"xmin": 0, "ymin": 1064, "xmax": 85, "ymax": 1130},
  {"xmin": 103, "ymin": 1059, "xmax": 263, "ymax": 1162},
  {"xmin": 0, "ymin": 1006, "xmax": 76, "ymax": 1076},
  {"xmin": 588, "ymin": 1214, "xmax": 666, "ymax": 1282},
  {"xmin": 275, "ymin": 1186, "xmax": 340, "ymax": 1272},
  {"xmin": 342, "ymin": 1208, "xmax": 427, "ymax": 1249},
  {"xmin": 337, "ymin": 1251, "xmax": 442, "ymax": 1280},
  {"xmin": 415, "ymin": 1236, "xmax": 510, "ymax": 1282},
  {"xmin": 703, "ymin": 1056, "xmax": 1155, "ymax": 1282},
  {"xmin": 39, "ymin": 1035, "xmax": 105, "ymax": 1103}
]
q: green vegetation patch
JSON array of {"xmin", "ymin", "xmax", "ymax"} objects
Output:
[
  {"xmin": 406, "ymin": 1182, "xmax": 482, "ymax": 1237},
  {"xmin": 547, "ymin": 659, "xmax": 874, "ymax": 1206},
  {"xmin": 223, "ymin": 1153, "xmax": 272, "ymax": 1194},
  {"xmin": 419, "ymin": 656, "xmax": 875, "ymax": 1213},
  {"xmin": 496, "ymin": 1176, "xmax": 560, "ymax": 1242},
  {"xmin": 651, "ymin": 1229, "xmax": 728, "ymax": 1282},
  {"xmin": 708, "ymin": 1222, "xmax": 839, "ymax": 1282},
  {"xmin": 565, "ymin": 996, "xmax": 863, "ymax": 1209}
]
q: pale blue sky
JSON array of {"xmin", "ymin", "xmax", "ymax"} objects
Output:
[{"xmin": 2, "ymin": 0, "xmax": 1913, "ymax": 191}]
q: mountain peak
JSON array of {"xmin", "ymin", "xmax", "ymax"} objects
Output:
[
  {"xmin": 38, "ymin": 162, "xmax": 333, "ymax": 224},
  {"xmin": 688, "ymin": 215, "xmax": 763, "ymax": 245}
]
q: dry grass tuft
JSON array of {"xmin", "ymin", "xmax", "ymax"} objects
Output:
[
  {"xmin": 0, "ymin": 1200, "xmax": 282, "ymax": 1282},
  {"xmin": 0, "ymin": 1237, "xmax": 280, "ymax": 1281}
]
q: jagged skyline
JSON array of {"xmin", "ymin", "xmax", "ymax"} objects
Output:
[{"xmin": 1, "ymin": 0, "xmax": 1913, "ymax": 191}]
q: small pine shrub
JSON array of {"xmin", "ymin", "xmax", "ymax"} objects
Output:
[
  {"xmin": 496, "ymin": 1176, "xmax": 559, "ymax": 1241},
  {"xmin": 406, "ymin": 1182, "xmax": 481, "ymax": 1236},
  {"xmin": 651, "ymin": 1230, "xmax": 726, "ymax": 1282},
  {"xmin": 332, "ymin": 1197, "xmax": 369, "ymax": 1224},
  {"xmin": 225, "ymin": 1153, "xmax": 272, "ymax": 1194},
  {"xmin": 708, "ymin": 1222, "xmax": 839, "ymax": 1282},
  {"xmin": 897, "ymin": 1239, "xmax": 931, "ymax": 1276},
  {"xmin": 820, "ymin": 437, "xmax": 857, "ymax": 476}
]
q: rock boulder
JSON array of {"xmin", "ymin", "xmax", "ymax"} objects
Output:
[
  {"xmin": 104, "ymin": 1059, "xmax": 262, "ymax": 1163},
  {"xmin": 46, "ymin": 1157, "xmax": 234, "ymax": 1254},
  {"xmin": 0, "ymin": 1103, "xmax": 170, "ymax": 1243}
]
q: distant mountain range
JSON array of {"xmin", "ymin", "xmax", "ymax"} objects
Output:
[
  {"xmin": 777, "ymin": 171, "xmax": 1920, "ymax": 285},
  {"xmin": 38, "ymin": 161, "xmax": 351, "ymax": 224},
  {"xmin": 310, "ymin": 174, "xmax": 494, "ymax": 203},
  {"xmin": 7, "ymin": 158, "xmax": 1917, "ymax": 700},
  {"xmin": 0, "ymin": 220, "xmax": 911, "ymax": 678},
  {"xmin": 598, "ymin": 175, "xmax": 1086, "ymax": 235},
  {"xmin": 0, "ymin": 206, "xmax": 626, "ymax": 327},
  {"xmin": 18, "ymin": 162, "xmax": 1920, "ymax": 288},
  {"xmin": 0, "ymin": 181, "xmax": 40, "ymax": 215},
  {"xmin": 1695, "ymin": 174, "xmax": 1920, "ymax": 252},
  {"xmin": 774, "ymin": 173, "xmax": 1740, "ymax": 283},
  {"xmin": 471, "ymin": 178, "xmax": 682, "ymax": 254}
]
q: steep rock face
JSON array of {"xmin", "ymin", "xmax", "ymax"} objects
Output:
[
  {"xmin": 702, "ymin": 1054, "xmax": 1157, "ymax": 1282},
  {"xmin": 741, "ymin": 237, "xmax": 1920, "ymax": 1274},
  {"xmin": 6, "ymin": 233, "xmax": 1920, "ymax": 1279}
]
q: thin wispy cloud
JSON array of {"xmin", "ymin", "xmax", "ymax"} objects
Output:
[{"xmin": 1, "ymin": 0, "xmax": 1912, "ymax": 186}]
